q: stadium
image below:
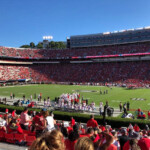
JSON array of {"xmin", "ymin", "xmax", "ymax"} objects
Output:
[{"xmin": 1, "ymin": 28, "xmax": 150, "ymax": 149}]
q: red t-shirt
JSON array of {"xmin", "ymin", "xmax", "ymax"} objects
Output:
[
  {"xmin": 33, "ymin": 114, "xmax": 45, "ymax": 130},
  {"xmin": 107, "ymin": 144, "xmax": 117, "ymax": 150},
  {"xmin": 71, "ymin": 119, "xmax": 75, "ymax": 126},
  {"xmin": 12, "ymin": 111, "xmax": 16, "ymax": 117},
  {"xmin": 99, "ymin": 126, "xmax": 106, "ymax": 131},
  {"xmin": 123, "ymin": 140, "xmax": 129, "ymax": 150},
  {"xmin": 138, "ymin": 138, "xmax": 150, "ymax": 150},
  {"xmin": 87, "ymin": 119, "xmax": 98, "ymax": 128},
  {"xmin": 67, "ymin": 126, "xmax": 73, "ymax": 134},
  {"xmin": 133, "ymin": 125, "xmax": 140, "ymax": 132},
  {"xmin": 64, "ymin": 139, "xmax": 77, "ymax": 150}
]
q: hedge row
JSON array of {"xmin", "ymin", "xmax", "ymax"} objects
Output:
[{"xmin": 0, "ymin": 104, "xmax": 149, "ymax": 129}]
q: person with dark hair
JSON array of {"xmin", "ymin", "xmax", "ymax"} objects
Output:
[
  {"xmin": 119, "ymin": 102, "xmax": 123, "ymax": 112},
  {"xmin": 33, "ymin": 109, "xmax": 47, "ymax": 137},
  {"xmin": 12, "ymin": 93, "xmax": 15, "ymax": 99},
  {"xmin": 118, "ymin": 128, "xmax": 129, "ymax": 150},
  {"xmin": 87, "ymin": 115, "xmax": 98, "ymax": 128},
  {"xmin": 127, "ymin": 101, "xmax": 130, "ymax": 111},
  {"xmin": 71, "ymin": 117, "xmax": 75, "ymax": 127},
  {"xmin": 20, "ymin": 107, "xmax": 30, "ymax": 130},
  {"xmin": 61, "ymin": 126, "xmax": 68, "ymax": 138},
  {"xmin": 86, "ymin": 127, "xmax": 94, "ymax": 137},
  {"xmin": 65, "ymin": 130, "xmax": 79, "ymax": 150}
]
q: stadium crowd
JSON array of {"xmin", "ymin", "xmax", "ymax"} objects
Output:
[
  {"xmin": 1, "ymin": 42, "xmax": 150, "ymax": 59},
  {"xmin": 0, "ymin": 108, "xmax": 150, "ymax": 150},
  {"xmin": 28, "ymin": 61, "xmax": 150, "ymax": 87},
  {"xmin": 1, "ymin": 61, "xmax": 150, "ymax": 87}
]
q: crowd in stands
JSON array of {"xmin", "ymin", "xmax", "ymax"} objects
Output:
[
  {"xmin": 0, "ymin": 65, "xmax": 30, "ymax": 81},
  {"xmin": 1, "ymin": 42, "xmax": 150, "ymax": 87},
  {"xmin": 1, "ymin": 61, "xmax": 150, "ymax": 87},
  {"xmin": 0, "ymin": 108, "xmax": 150, "ymax": 150},
  {"xmin": 1, "ymin": 42, "xmax": 150, "ymax": 59},
  {"xmin": 29, "ymin": 61, "xmax": 150, "ymax": 87}
]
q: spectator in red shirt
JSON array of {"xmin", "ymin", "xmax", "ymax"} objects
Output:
[
  {"xmin": 99, "ymin": 124, "xmax": 106, "ymax": 131},
  {"xmin": 11, "ymin": 110, "xmax": 16, "ymax": 118},
  {"xmin": 65, "ymin": 130, "xmax": 79, "ymax": 150},
  {"xmin": 138, "ymin": 138, "xmax": 150, "ymax": 150},
  {"xmin": 133, "ymin": 124, "xmax": 140, "ymax": 132},
  {"xmin": 33, "ymin": 109, "xmax": 47, "ymax": 137},
  {"xmin": 71, "ymin": 117, "xmax": 75, "ymax": 127},
  {"xmin": 87, "ymin": 115, "xmax": 98, "ymax": 128}
]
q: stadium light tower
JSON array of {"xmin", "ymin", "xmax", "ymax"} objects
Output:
[{"xmin": 43, "ymin": 36, "xmax": 53, "ymax": 49}]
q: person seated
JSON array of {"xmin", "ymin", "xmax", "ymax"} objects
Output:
[
  {"xmin": 7, "ymin": 119, "xmax": 23, "ymax": 134},
  {"xmin": 28, "ymin": 102, "xmax": 34, "ymax": 108}
]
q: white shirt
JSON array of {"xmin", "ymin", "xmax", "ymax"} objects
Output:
[{"xmin": 46, "ymin": 116, "xmax": 54, "ymax": 131}]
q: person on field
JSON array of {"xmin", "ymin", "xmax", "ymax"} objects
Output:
[{"xmin": 119, "ymin": 102, "xmax": 123, "ymax": 112}]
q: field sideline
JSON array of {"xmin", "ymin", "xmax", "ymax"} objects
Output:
[{"xmin": 0, "ymin": 84, "xmax": 150, "ymax": 111}]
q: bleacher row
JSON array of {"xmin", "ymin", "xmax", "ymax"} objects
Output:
[
  {"xmin": 0, "ymin": 131, "xmax": 36, "ymax": 146},
  {"xmin": 1, "ymin": 42, "xmax": 150, "ymax": 59}
]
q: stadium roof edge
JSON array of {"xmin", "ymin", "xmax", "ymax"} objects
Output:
[{"xmin": 70, "ymin": 26, "xmax": 150, "ymax": 38}]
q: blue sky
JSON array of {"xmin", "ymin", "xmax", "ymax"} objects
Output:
[{"xmin": 0, "ymin": 0, "xmax": 150, "ymax": 47}]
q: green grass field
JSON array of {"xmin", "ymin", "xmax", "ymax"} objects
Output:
[{"xmin": 0, "ymin": 84, "xmax": 150, "ymax": 111}]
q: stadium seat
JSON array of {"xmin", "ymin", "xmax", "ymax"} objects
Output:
[
  {"xmin": 5, "ymin": 133, "xmax": 15, "ymax": 143},
  {"xmin": 0, "ymin": 131, "xmax": 5, "ymax": 142},
  {"xmin": 25, "ymin": 135, "xmax": 36, "ymax": 146}
]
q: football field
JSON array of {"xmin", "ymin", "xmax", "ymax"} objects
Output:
[{"xmin": 0, "ymin": 84, "xmax": 150, "ymax": 111}]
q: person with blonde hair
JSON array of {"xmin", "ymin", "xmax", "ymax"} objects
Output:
[
  {"xmin": 29, "ymin": 130, "xmax": 65, "ymax": 150},
  {"xmin": 74, "ymin": 136, "xmax": 94, "ymax": 150}
]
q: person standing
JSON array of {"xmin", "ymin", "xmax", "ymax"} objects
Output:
[
  {"xmin": 20, "ymin": 107, "xmax": 30, "ymax": 130},
  {"xmin": 33, "ymin": 109, "xmax": 47, "ymax": 137},
  {"xmin": 10, "ymin": 93, "xmax": 12, "ymax": 99},
  {"xmin": 71, "ymin": 117, "xmax": 75, "ymax": 127},
  {"xmin": 47, "ymin": 97, "xmax": 51, "ymax": 107},
  {"xmin": 30, "ymin": 95, "xmax": 32, "ymax": 101},
  {"xmin": 123, "ymin": 103, "xmax": 127, "ymax": 114},
  {"xmin": 87, "ymin": 115, "xmax": 98, "ymax": 128},
  {"xmin": 12, "ymin": 93, "xmax": 15, "ymax": 99},
  {"xmin": 127, "ymin": 101, "xmax": 130, "ymax": 111},
  {"xmin": 119, "ymin": 102, "xmax": 123, "ymax": 112},
  {"xmin": 46, "ymin": 111, "xmax": 55, "ymax": 132},
  {"xmin": 99, "ymin": 102, "xmax": 103, "ymax": 116},
  {"xmin": 34, "ymin": 93, "xmax": 36, "ymax": 99}
]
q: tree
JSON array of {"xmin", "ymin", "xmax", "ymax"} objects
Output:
[
  {"xmin": 36, "ymin": 42, "xmax": 43, "ymax": 49},
  {"xmin": 30, "ymin": 42, "xmax": 35, "ymax": 48},
  {"xmin": 49, "ymin": 41, "xmax": 55, "ymax": 49},
  {"xmin": 20, "ymin": 45, "xmax": 30, "ymax": 48}
]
